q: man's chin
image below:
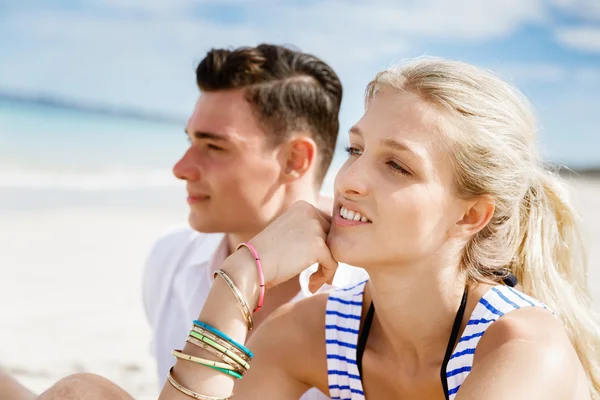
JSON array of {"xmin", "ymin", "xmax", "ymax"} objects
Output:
[{"xmin": 188, "ymin": 214, "xmax": 222, "ymax": 233}]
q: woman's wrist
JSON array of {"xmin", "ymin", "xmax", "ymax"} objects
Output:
[{"xmin": 221, "ymin": 249, "xmax": 261, "ymax": 313}]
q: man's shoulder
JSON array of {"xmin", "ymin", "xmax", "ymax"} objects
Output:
[
  {"xmin": 143, "ymin": 223, "xmax": 225, "ymax": 295},
  {"xmin": 142, "ymin": 224, "xmax": 225, "ymax": 325}
]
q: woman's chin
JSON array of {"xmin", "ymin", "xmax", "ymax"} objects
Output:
[{"xmin": 327, "ymin": 234, "xmax": 359, "ymax": 266}]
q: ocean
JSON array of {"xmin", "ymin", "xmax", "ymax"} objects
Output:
[{"xmin": 0, "ymin": 98, "xmax": 345, "ymax": 211}]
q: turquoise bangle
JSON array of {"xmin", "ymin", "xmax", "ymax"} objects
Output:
[
  {"xmin": 193, "ymin": 320, "xmax": 254, "ymax": 359},
  {"xmin": 207, "ymin": 364, "xmax": 243, "ymax": 380},
  {"xmin": 188, "ymin": 330, "xmax": 250, "ymax": 370}
]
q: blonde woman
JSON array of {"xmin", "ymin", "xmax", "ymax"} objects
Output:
[{"xmin": 39, "ymin": 58, "xmax": 599, "ymax": 400}]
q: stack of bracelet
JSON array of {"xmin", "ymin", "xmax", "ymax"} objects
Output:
[{"xmin": 167, "ymin": 242, "xmax": 265, "ymax": 399}]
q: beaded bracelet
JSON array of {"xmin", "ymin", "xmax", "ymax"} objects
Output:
[
  {"xmin": 214, "ymin": 269, "xmax": 254, "ymax": 331},
  {"xmin": 167, "ymin": 367, "xmax": 232, "ymax": 400}
]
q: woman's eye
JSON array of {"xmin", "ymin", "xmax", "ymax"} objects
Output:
[
  {"xmin": 344, "ymin": 146, "xmax": 362, "ymax": 156},
  {"xmin": 387, "ymin": 160, "xmax": 411, "ymax": 176}
]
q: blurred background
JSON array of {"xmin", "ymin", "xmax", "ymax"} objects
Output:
[{"xmin": 1, "ymin": 1, "xmax": 598, "ymax": 398}]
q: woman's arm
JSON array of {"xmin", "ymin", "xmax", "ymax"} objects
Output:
[
  {"xmin": 158, "ymin": 251, "xmax": 330, "ymax": 400},
  {"xmin": 158, "ymin": 250, "xmax": 258, "ymax": 400},
  {"xmin": 235, "ymin": 294, "xmax": 330, "ymax": 399},
  {"xmin": 158, "ymin": 201, "xmax": 338, "ymax": 400},
  {"xmin": 456, "ymin": 307, "xmax": 587, "ymax": 400}
]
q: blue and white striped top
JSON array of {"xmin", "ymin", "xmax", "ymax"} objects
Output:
[{"xmin": 325, "ymin": 280, "xmax": 548, "ymax": 399}]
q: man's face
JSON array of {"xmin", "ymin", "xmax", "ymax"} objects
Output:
[{"xmin": 174, "ymin": 89, "xmax": 286, "ymax": 235}]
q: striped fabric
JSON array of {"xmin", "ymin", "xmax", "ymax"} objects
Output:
[
  {"xmin": 325, "ymin": 282, "xmax": 548, "ymax": 400},
  {"xmin": 326, "ymin": 280, "xmax": 369, "ymax": 400},
  {"xmin": 444, "ymin": 285, "xmax": 548, "ymax": 398}
]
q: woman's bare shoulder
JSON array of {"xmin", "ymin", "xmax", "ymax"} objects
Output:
[
  {"xmin": 457, "ymin": 306, "xmax": 589, "ymax": 399},
  {"xmin": 251, "ymin": 292, "xmax": 330, "ymax": 347},
  {"xmin": 243, "ymin": 293, "xmax": 331, "ymax": 394}
]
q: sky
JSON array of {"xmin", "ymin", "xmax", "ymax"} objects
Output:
[{"xmin": 1, "ymin": 0, "xmax": 599, "ymax": 167}]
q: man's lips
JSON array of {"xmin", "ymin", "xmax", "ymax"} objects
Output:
[{"xmin": 187, "ymin": 194, "xmax": 210, "ymax": 203}]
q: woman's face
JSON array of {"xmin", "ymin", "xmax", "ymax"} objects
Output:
[{"xmin": 328, "ymin": 89, "xmax": 472, "ymax": 270}]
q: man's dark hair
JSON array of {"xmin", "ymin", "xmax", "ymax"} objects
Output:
[{"xmin": 196, "ymin": 43, "xmax": 343, "ymax": 185}]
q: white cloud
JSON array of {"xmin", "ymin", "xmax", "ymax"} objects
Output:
[
  {"xmin": 248, "ymin": 0, "xmax": 547, "ymax": 42},
  {"xmin": 555, "ymin": 26, "xmax": 600, "ymax": 53},
  {"xmin": 86, "ymin": 0, "xmax": 549, "ymax": 39},
  {"xmin": 486, "ymin": 63, "xmax": 600, "ymax": 87},
  {"xmin": 574, "ymin": 67, "xmax": 600, "ymax": 85},
  {"xmin": 0, "ymin": 0, "xmax": 577, "ymax": 117},
  {"xmin": 491, "ymin": 63, "xmax": 567, "ymax": 83},
  {"xmin": 550, "ymin": 0, "xmax": 600, "ymax": 21}
]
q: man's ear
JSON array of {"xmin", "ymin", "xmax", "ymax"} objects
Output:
[
  {"xmin": 449, "ymin": 195, "xmax": 495, "ymax": 239},
  {"xmin": 281, "ymin": 135, "xmax": 317, "ymax": 182}
]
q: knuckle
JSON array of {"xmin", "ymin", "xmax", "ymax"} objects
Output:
[
  {"xmin": 313, "ymin": 236, "xmax": 327, "ymax": 251},
  {"xmin": 309, "ymin": 219, "xmax": 323, "ymax": 231},
  {"xmin": 296, "ymin": 200, "xmax": 309, "ymax": 209}
]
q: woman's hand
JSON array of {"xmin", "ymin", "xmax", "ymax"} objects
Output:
[{"xmin": 226, "ymin": 201, "xmax": 339, "ymax": 297}]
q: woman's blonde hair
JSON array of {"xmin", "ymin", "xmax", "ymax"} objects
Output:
[{"xmin": 365, "ymin": 57, "xmax": 600, "ymax": 398}]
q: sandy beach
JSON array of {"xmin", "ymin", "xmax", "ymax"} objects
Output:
[{"xmin": 1, "ymin": 177, "xmax": 599, "ymax": 399}]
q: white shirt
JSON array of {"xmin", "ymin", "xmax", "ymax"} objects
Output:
[{"xmin": 143, "ymin": 224, "xmax": 369, "ymax": 400}]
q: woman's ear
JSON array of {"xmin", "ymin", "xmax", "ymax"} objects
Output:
[{"xmin": 449, "ymin": 195, "xmax": 495, "ymax": 239}]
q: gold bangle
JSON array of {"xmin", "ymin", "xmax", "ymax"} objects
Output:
[
  {"xmin": 172, "ymin": 349, "xmax": 237, "ymax": 371},
  {"xmin": 190, "ymin": 326, "xmax": 248, "ymax": 361},
  {"xmin": 185, "ymin": 336, "xmax": 249, "ymax": 372},
  {"xmin": 214, "ymin": 269, "xmax": 253, "ymax": 331},
  {"xmin": 167, "ymin": 367, "xmax": 233, "ymax": 400}
]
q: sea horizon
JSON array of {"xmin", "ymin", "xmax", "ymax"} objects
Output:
[{"xmin": 1, "ymin": 92, "xmax": 598, "ymax": 210}]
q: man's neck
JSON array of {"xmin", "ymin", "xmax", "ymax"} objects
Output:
[
  {"xmin": 223, "ymin": 189, "xmax": 322, "ymax": 329},
  {"xmin": 226, "ymin": 188, "xmax": 321, "ymax": 251}
]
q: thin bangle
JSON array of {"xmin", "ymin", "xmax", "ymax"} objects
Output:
[
  {"xmin": 185, "ymin": 336, "xmax": 248, "ymax": 373},
  {"xmin": 188, "ymin": 330, "xmax": 251, "ymax": 370},
  {"xmin": 193, "ymin": 320, "xmax": 254, "ymax": 359},
  {"xmin": 167, "ymin": 367, "xmax": 232, "ymax": 400},
  {"xmin": 236, "ymin": 242, "xmax": 265, "ymax": 313},
  {"xmin": 172, "ymin": 350, "xmax": 243, "ymax": 380},
  {"xmin": 172, "ymin": 349, "xmax": 237, "ymax": 371},
  {"xmin": 214, "ymin": 269, "xmax": 253, "ymax": 331},
  {"xmin": 190, "ymin": 326, "xmax": 248, "ymax": 361}
]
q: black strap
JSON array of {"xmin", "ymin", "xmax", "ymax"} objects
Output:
[
  {"xmin": 440, "ymin": 288, "xmax": 469, "ymax": 400},
  {"xmin": 354, "ymin": 275, "xmax": 520, "ymax": 398},
  {"xmin": 501, "ymin": 273, "xmax": 518, "ymax": 287},
  {"xmin": 356, "ymin": 302, "xmax": 375, "ymax": 377}
]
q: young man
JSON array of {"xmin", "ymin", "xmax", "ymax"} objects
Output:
[{"xmin": 143, "ymin": 44, "xmax": 367, "ymax": 399}]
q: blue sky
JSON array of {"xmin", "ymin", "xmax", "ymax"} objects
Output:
[{"xmin": 1, "ymin": 0, "xmax": 599, "ymax": 167}]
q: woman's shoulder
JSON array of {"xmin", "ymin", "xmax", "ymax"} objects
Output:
[
  {"xmin": 459, "ymin": 288, "xmax": 588, "ymax": 398},
  {"xmin": 471, "ymin": 284, "xmax": 572, "ymax": 369},
  {"xmin": 253, "ymin": 279, "xmax": 369, "ymax": 347},
  {"xmin": 264, "ymin": 291, "xmax": 332, "ymax": 334},
  {"xmin": 246, "ymin": 292, "xmax": 332, "ymax": 394},
  {"xmin": 476, "ymin": 304, "xmax": 567, "ymax": 355}
]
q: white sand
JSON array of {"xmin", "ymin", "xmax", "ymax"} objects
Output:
[
  {"xmin": 0, "ymin": 205, "xmax": 186, "ymax": 399},
  {"xmin": 0, "ymin": 178, "xmax": 598, "ymax": 399}
]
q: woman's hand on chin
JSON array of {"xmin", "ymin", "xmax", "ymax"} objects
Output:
[{"xmin": 225, "ymin": 200, "xmax": 339, "ymax": 296}]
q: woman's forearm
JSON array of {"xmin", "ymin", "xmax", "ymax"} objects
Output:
[{"xmin": 158, "ymin": 250, "xmax": 259, "ymax": 400}]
